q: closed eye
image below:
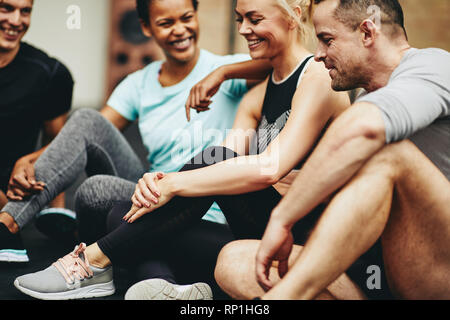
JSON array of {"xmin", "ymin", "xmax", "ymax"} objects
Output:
[
  {"xmin": 21, "ymin": 8, "xmax": 32, "ymax": 15},
  {"xmin": 181, "ymin": 14, "xmax": 194, "ymax": 22},
  {"xmin": 0, "ymin": 4, "xmax": 14, "ymax": 13},
  {"xmin": 157, "ymin": 20, "xmax": 173, "ymax": 27},
  {"xmin": 250, "ymin": 18, "xmax": 262, "ymax": 25}
]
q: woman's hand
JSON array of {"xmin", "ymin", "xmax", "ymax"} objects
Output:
[
  {"xmin": 124, "ymin": 173, "xmax": 174, "ymax": 223},
  {"xmin": 185, "ymin": 67, "xmax": 226, "ymax": 121},
  {"xmin": 131, "ymin": 172, "xmax": 165, "ymax": 209}
]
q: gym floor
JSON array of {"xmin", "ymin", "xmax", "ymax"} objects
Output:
[{"xmin": 0, "ymin": 222, "xmax": 128, "ymax": 300}]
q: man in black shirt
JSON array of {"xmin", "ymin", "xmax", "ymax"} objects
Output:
[{"xmin": 0, "ymin": 0, "xmax": 75, "ymax": 262}]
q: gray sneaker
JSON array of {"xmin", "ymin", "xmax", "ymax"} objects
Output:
[
  {"xmin": 14, "ymin": 243, "xmax": 115, "ymax": 300},
  {"xmin": 125, "ymin": 278, "xmax": 213, "ymax": 300}
]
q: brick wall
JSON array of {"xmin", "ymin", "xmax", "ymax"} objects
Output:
[{"xmin": 400, "ymin": 0, "xmax": 450, "ymax": 51}]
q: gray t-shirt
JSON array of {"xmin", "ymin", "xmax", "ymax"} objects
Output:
[{"xmin": 357, "ymin": 48, "xmax": 450, "ymax": 180}]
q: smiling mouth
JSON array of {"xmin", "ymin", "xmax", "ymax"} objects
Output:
[
  {"xmin": 247, "ymin": 39, "xmax": 264, "ymax": 48},
  {"xmin": 169, "ymin": 36, "xmax": 194, "ymax": 50},
  {"xmin": 1, "ymin": 27, "xmax": 22, "ymax": 39},
  {"xmin": 325, "ymin": 62, "xmax": 336, "ymax": 72}
]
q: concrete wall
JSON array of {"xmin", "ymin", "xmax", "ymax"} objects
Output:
[
  {"xmin": 23, "ymin": 0, "xmax": 110, "ymax": 110},
  {"xmin": 23, "ymin": 0, "xmax": 244, "ymax": 109}
]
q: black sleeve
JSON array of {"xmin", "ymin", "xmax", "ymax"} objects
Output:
[{"xmin": 42, "ymin": 60, "xmax": 74, "ymax": 121}]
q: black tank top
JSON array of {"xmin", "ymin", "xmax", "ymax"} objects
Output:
[{"xmin": 250, "ymin": 55, "xmax": 314, "ymax": 169}]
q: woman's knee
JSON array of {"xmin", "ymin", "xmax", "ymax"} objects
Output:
[
  {"xmin": 180, "ymin": 146, "xmax": 238, "ymax": 172},
  {"xmin": 67, "ymin": 108, "xmax": 109, "ymax": 134},
  {"xmin": 75, "ymin": 176, "xmax": 99, "ymax": 206},
  {"xmin": 70, "ymin": 108, "xmax": 102, "ymax": 123},
  {"xmin": 74, "ymin": 175, "xmax": 114, "ymax": 216}
]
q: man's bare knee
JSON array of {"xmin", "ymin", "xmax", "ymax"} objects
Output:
[
  {"xmin": 215, "ymin": 240, "xmax": 261, "ymax": 299},
  {"xmin": 215, "ymin": 240, "xmax": 259, "ymax": 283},
  {"xmin": 357, "ymin": 140, "xmax": 422, "ymax": 184}
]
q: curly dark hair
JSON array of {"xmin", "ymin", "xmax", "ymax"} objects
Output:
[{"xmin": 136, "ymin": 0, "xmax": 199, "ymax": 25}]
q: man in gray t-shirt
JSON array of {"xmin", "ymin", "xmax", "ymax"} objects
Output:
[
  {"xmin": 358, "ymin": 47, "xmax": 450, "ymax": 179},
  {"xmin": 215, "ymin": 0, "xmax": 450, "ymax": 301}
]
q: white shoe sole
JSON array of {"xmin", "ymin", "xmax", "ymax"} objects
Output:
[
  {"xmin": 36, "ymin": 208, "xmax": 77, "ymax": 220},
  {"xmin": 14, "ymin": 279, "xmax": 115, "ymax": 300},
  {"xmin": 0, "ymin": 250, "xmax": 29, "ymax": 263},
  {"xmin": 35, "ymin": 209, "xmax": 77, "ymax": 239},
  {"xmin": 125, "ymin": 279, "xmax": 213, "ymax": 300}
]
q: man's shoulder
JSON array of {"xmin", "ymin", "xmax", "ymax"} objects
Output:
[
  {"xmin": 410, "ymin": 47, "xmax": 449, "ymax": 57},
  {"xmin": 391, "ymin": 47, "xmax": 450, "ymax": 84},
  {"xmin": 18, "ymin": 42, "xmax": 70, "ymax": 77},
  {"xmin": 20, "ymin": 42, "xmax": 48, "ymax": 59},
  {"xmin": 401, "ymin": 48, "xmax": 450, "ymax": 70}
]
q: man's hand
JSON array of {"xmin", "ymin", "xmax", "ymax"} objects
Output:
[
  {"xmin": 7, "ymin": 157, "xmax": 45, "ymax": 201},
  {"xmin": 124, "ymin": 172, "xmax": 174, "ymax": 223},
  {"xmin": 255, "ymin": 214, "xmax": 294, "ymax": 292},
  {"xmin": 185, "ymin": 68, "xmax": 226, "ymax": 121}
]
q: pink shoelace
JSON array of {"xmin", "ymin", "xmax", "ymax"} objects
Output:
[{"xmin": 52, "ymin": 243, "xmax": 94, "ymax": 285}]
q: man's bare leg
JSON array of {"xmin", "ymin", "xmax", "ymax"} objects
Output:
[
  {"xmin": 215, "ymin": 240, "xmax": 366, "ymax": 300},
  {"xmin": 380, "ymin": 141, "xmax": 450, "ymax": 299},
  {"xmin": 261, "ymin": 140, "xmax": 450, "ymax": 299}
]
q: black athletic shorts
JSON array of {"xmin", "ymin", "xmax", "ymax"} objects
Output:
[{"xmin": 347, "ymin": 239, "xmax": 395, "ymax": 300}]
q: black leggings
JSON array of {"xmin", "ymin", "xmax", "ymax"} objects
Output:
[
  {"xmin": 97, "ymin": 146, "xmax": 322, "ymax": 265},
  {"xmin": 106, "ymin": 201, "xmax": 234, "ymax": 297}
]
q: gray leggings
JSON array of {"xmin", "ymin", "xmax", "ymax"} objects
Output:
[{"xmin": 2, "ymin": 108, "xmax": 146, "ymax": 231}]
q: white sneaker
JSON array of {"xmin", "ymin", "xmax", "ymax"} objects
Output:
[
  {"xmin": 0, "ymin": 223, "xmax": 29, "ymax": 263},
  {"xmin": 125, "ymin": 278, "xmax": 213, "ymax": 300}
]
